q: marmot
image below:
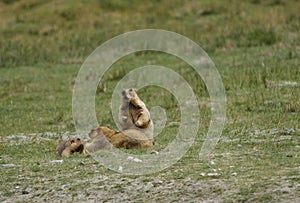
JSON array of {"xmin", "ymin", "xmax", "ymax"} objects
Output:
[
  {"xmin": 83, "ymin": 88, "xmax": 154, "ymax": 155},
  {"xmin": 57, "ymin": 88, "xmax": 154, "ymax": 157},
  {"xmin": 56, "ymin": 137, "xmax": 84, "ymax": 157}
]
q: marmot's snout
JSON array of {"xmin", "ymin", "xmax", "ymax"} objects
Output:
[
  {"xmin": 122, "ymin": 89, "xmax": 126, "ymax": 96},
  {"xmin": 122, "ymin": 88, "xmax": 132, "ymax": 100}
]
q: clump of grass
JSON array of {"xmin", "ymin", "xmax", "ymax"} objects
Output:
[
  {"xmin": 245, "ymin": 28, "xmax": 279, "ymax": 46},
  {"xmin": 98, "ymin": 0, "xmax": 142, "ymax": 11},
  {"xmin": 0, "ymin": 0, "xmax": 19, "ymax": 4}
]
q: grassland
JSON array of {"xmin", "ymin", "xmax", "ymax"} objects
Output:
[{"xmin": 0, "ymin": 0, "xmax": 299, "ymax": 202}]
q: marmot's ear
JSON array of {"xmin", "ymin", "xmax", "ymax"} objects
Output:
[
  {"xmin": 96, "ymin": 127, "xmax": 103, "ymax": 134},
  {"xmin": 70, "ymin": 139, "xmax": 75, "ymax": 144},
  {"xmin": 133, "ymin": 88, "xmax": 138, "ymax": 93}
]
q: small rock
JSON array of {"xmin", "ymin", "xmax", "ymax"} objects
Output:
[
  {"xmin": 22, "ymin": 190, "xmax": 30, "ymax": 195},
  {"xmin": 2, "ymin": 164, "xmax": 16, "ymax": 167},
  {"xmin": 118, "ymin": 166, "xmax": 123, "ymax": 173},
  {"xmin": 8, "ymin": 135, "xmax": 27, "ymax": 140},
  {"xmin": 207, "ymin": 173, "xmax": 219, "ymax": 176},
  {"xmin": 150, "ymin": 150, "xmax": 159, "ymax": 155},
  {"xmin": 51, "ymin": 160, "xmax": 63, "ymax": 164},
  {"xmin": 127, "ymin": 156, "xmax": 142, "ymax": 163},
  {"xmin": 200, "ymin": 173, "xmax": 206, "ymax": 177},
  {"xmin": 210, "ymin": 160, "xmax": 215, "ymax": 165},
  {"xmin": 133, "ymin": 158, "xmax": 142, "ymax": 163},
  {"xmin": 79, "ymin": 162, "xmax": 85, "ymax": 166},
  {"xmin": 237, "ymin": 144, "xmax": 242, "ymax": 148},
  {"xmin": 231, "ymin": 172, "xmax": 238, "ymax": 176}
]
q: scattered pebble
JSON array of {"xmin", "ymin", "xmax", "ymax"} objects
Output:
[
  {"xmin": 22, "ymin": 190, "xmax": 29, "ymax": 195},
  {"xmin": 207, "ymin": 173, "xmax": 219, "ymax": 177},
  {"xmin": 150, "ymin": 150, "xmax": 159, "ymax": 155},
  {"xmin": 231, "ymin": 172, "xmax": 238, "ymax": 176},
  {"xmin": 133, "ymin": 158, "xmax": 142, "ymax": 163},
  {"xmin": 200, "ymin": 172, "xmax": 221, "ymax": 177},
  {"xmin": 280, "ymin": 135, "xmax": 292, "ymax": 140},
  {"xmin": 51, "ymin": 160, "xmax": 63, "ymax": 164},
  {"xmin": 266, "ymin": 80, "xmax": 299, "ymax": 88},
  {"xmin": 237, "ymin": 144, "xmax": 242, "ymax": 148},
  {"xmin": 22, "ymin": 190, "xmax": 30, "ymax": 195},
  {"xmin": 210, "ymin": 160, "xmax": 215, "ymax": 165},
  {"xmin": 127, "ymin": 156, "xmax": 143, "ymax": 163},
  {"xmin": 42, "ymin": 132, "xmax": 57, "ymax": 137},
  {"xmin": 7, "ymin": 135, "xmax": 27, "ymax": 140},
  {"xmin": 2, "ymin": 164, "xmax": 16, "ymax": 167},
  {"xmin": 118, "ymin": 166, "xmax": 123, "ymax": 173}
]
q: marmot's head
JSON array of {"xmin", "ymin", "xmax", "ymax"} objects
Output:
[
  {"xmin": 122, "ymin": 88, "xmax": 138, "ymax": 102},
  {"xmin": 67, "ymin": 138, "xmax": 84, "ymax": 150},
  {"xmin": 56, "ymin": 137, "xmax": 84, "ymax": 157},
  {"xmin": 89, "ymin": 127, "xmax": 102, "ymax": 139}
]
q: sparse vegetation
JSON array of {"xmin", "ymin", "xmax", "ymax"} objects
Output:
[{"xmin": 0, "ymin": 0, "xmax": 299, "ymax": 202}]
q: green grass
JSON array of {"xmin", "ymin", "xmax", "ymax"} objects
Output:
[{"xmin": 0, "ymin": 0, "xmax": 300, "ymax": 202}]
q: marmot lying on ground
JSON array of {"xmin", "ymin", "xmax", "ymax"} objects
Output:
[{"xmin": 56, "ymin": 137, "xmax": 84, "ymax": 157}]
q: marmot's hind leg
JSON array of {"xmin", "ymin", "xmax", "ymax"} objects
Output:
[{"xmin": 108, "ymin": 129, "xmax": 154, "ymax": 148}]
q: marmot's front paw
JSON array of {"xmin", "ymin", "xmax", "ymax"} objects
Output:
[
  {"xmin": 122, "ymin": 116, "xmax": 128, "ymax": 122},
  {"xmin": 135, "ymin": 120, "xmax": 143, "ymax": 127}
]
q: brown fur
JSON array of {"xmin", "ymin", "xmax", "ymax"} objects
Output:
[
  {"xmin": 56, "ymin": 138, "xmax": 84, "ymax": 157},
  {"xmin": 83, "ymin": 126, "xmax": 154, "ymax": 155},
  {"xmin": 83, "ymin": 88, "xmax": 154, "ymax": 155},
  {"xmin": 56, "ymin": 88, "xmax": 154, "ymax": 157}
]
